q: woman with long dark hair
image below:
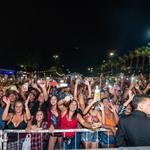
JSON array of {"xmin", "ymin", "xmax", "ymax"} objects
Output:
[
  {"xmin": 58, "ymin": 96, "xmax": 101, "ymax": 149},
  {"xmin": 47, "ymin": 95, "xmax": 62, "ymax": 150},
  {"xmin": 31, "ymin": 80, "xmax": 49, "ymax": 116},
  {"xmin": 27, "ymin": 110, "xmax": 49, "ymax": 150},
  {"xmin": 81, "ymin": 98, "xmax": 104, "ymax": 149}
]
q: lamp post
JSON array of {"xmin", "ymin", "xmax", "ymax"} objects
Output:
[
  {"xmin": 88, "ymin": 67, "xmax": 94, "ymax": 76},
  {"xmin": 109, "ymin": 52, "xmax": 114, "ymax": 57},
  {"xmin": 52, "ymin": 54, "xmax": 59, "ymax": 66},
  {"xmin": 53, "ymin": 54, "xmax": 59, "ymax": 60},
  {"xmin": 109, "ymin": 52, "xmax": 115, "ymax": 74}
]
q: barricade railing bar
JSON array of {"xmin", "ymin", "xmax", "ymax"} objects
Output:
[
  {"xmin": 3, "ymin": 128, "xmax": 110, "ymax": 133},
  {"xmin": 0, "ymin": 128, "xmax": 111, "ymax": 150}
]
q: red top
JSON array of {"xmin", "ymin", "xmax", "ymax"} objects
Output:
[
  {"xmin": 61, "ymin": 112, "xmax": 77, "ymax": 137},
  {"xmin": 47, "ymin": 110, "xmax": 61, "ymax": 129}
]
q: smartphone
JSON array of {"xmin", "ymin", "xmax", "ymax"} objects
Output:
[
  {"xmin": 23, "ymin": 83, "xmax": 29, "ymax": 92},
  {"xmin": 49, "ymin": 81, "xmax": 57, "ymax": 87},
  {"xmin": 59, "ymin": 83, "xmax": 68, "ymax": 88},
  {"xmin": 46, "ymin": 77, "xmax": 50, "ymax": 81},
  {"xmin": 131, "ymin": 76, "xmax": 137, "ymax": 84}
]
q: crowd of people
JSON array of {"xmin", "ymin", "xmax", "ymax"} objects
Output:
[{"xmin": 0, "ymin": 72, "xmax": 150, "ymax": 150}]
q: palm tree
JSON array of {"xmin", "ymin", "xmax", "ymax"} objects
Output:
[
  {"xmin": 114, "ymin": 60, "xmax": 120, "ymax": 73},
  {"xmin": 100, "ymin": 63, "xmax": 107, "ymax": 73},
  {"xmin": 107, "ymin": 59, "xmax": 114, "ymax": 73},
  {"xmin": 133, "ymin": 49, "xmax": 141, "ymax": 71},
  {"xmin": 129, "ymin": 51, "xmax": 134, "ymax": 71},
  {"xmin": 139, "ymin": 47, "xmax": 147, "ymax": 71},
  {"xmin": 118, "ymin": 56, "xmax": 123, "ymax": 65},
  {"xmin": 48, "ymin": 66, "xmax": 64, "ymax": 76},
  {"xmin": 122, "ymin": 55, "xmax": 128, "ymax": 70},
  {"xmin": 145, "ymin": 48, "xmax": 150, "ymax": 69}
]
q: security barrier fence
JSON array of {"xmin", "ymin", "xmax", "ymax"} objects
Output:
[{"xmin": 0, "ymin": 128, "xmax": 111, "ymax": 150}]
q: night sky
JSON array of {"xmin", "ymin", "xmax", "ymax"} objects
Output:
[{"xmin": 1, "ymin": 0, "xmax": 150, "ymax": 74}]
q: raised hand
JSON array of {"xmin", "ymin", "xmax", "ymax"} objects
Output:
[
  {"xmin": 2, "ymin": 96, "xmax": 10, "ymax": 106},
  {"xmin": 64, "ymin": 95, "xmax": 71, "ymax": 103},
  {"xmin": 75, "ymin": 78, "xmax": 80, "ymax": 85},
  {"xmin": 129, "ymin": 82, "xmax": 134, "ymax": 90},
  {"xmin": 31, "ymin": 83, "xmax": 38, "ymax": 89},
  {"xmin": 128, "ymin": 90, "xmax": 134, "ymax": 101},
  {"xmin": 88, "ymin": 78, "xmax": 94, "ymax": 86},
  {"xmin": 100, "ymin": 73, "xmax": 103, "ymax": 79},
  {"xmin": 37, "ymin": 80, "xmax": 46, "ymax": 88},
  {"xmin": 134, "ymin": 83, "xmax": 140, "ymax": 90},
  {"xmin": 25, "ymin": 96, "xmax": 30, "ymax": 107},
  {"xmin": 84, "ymin": 80, "xmax": 90, "ymax": 86},
  {"xmin": 109, "ymin": 103, "xmax": 116, "ymax": 113}
]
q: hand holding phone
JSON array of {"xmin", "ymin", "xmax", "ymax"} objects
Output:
[{"xmin": 22, "ymin": 83, "xmax": 29, "ymax": 92}]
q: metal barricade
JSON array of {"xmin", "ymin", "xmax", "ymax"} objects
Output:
[{"xmin": 1, "ymin": 128, "xmax": 111, "ymax": 150}]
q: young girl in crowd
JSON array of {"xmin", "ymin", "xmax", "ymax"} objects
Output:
[{"xmin": 26, "ymin": 110, "xmax": 49, "ymax": 150}]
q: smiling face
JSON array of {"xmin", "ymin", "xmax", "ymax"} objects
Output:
[
  {"xmin": 102, "ymin": 98, "xmax": 111, "ymax": 109},
  {"xmin": 15, "ymin": 101, "xmax": 23, "ymax": 113},
  {"xmin": 50, "ymin": 96, "xmax": 58, "ymax": 106},
  {"xmin": 100, "ymin": 91, "xmax": 106, "ymax": 99},
  {"xmin": 9, "ymin": 93, "xmax": 16, "ymax": 102},
  {"xmin": 36, "ymin": 111, "xmax": 44, "ymax": 122},
  {"xmin": 28, "ymin": 93, "xmax": 35, "ymax": 102},
  {"xmin": 38, "ymin": 93, "xmax": 45, "ymax": 103},
  {"xmin": 69, "ymin": 100, "xmax": 78, "ymax": 112}
]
